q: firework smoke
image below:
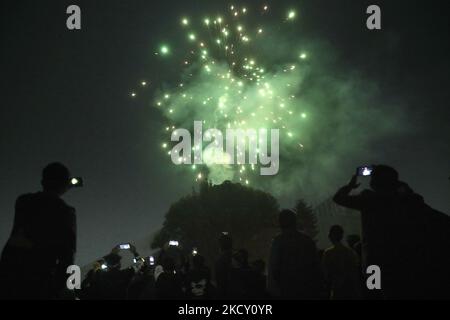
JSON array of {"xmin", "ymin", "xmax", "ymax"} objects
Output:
[{"xmin": 148, "ymin": 4, "xmax": 406, "ymax": 202}]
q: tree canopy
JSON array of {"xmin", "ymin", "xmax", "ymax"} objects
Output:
[
  {"xmin": 295, "ymin": 199, "xmax": 319, "ymax": 241},
  {"xmin": 152, "ymin": 181, "xmax": 280, "ymax": 264}
]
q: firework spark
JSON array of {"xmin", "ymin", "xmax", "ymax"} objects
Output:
[{"xmin": 151, "ymin": 4, "xmax": 310, "ymax": 185}]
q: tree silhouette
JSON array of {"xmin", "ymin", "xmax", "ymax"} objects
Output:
[
  {"xmin": 152, "ymin": 181, "xmax": 279, "ymax": 264},
  {"xmin": 295, "ymin": 199, "xmax": 318, "ymax": 241}
]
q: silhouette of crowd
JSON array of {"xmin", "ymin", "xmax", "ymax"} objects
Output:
[{"xmin": 1, "ymin": 163, "xmax": 449, "ymax": 300}]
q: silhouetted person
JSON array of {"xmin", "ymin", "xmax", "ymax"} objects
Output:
[
  {"xmin": 155, "ymin": 256, "xmax": 183, "ymax": 299},
  {"xmin": 184, "ymin": 254, "xmax": 213, "ymax": 299},
  {"xmin": 91, "ymin": 252, "xmax": 134, "ymax": 300},
  {"xmin": 333, "ymin": 164, "xmax": 450, "ymax": 299},
  {"xmin": 229, "ymin": 249, "xmax": 253, "ymax": 299},
  {"xmin": 79, "ymin": 259, "xmax": 104, "ymax": 300},
  {"xmin": 138, "ymin": 271, "xmax": 158, "ymax": 300},
  {"xmin": 214, "ymin": 233, "xmax": 233, "ymax": 299},
  {"xmin": 0, "ymin": 163, "xmax": 77, "ymax": 299},
  {"xmin": 322, "ymin": 225, "xmax": 361, "ymax": 300},
  {"xmin": 127, "ymin": 260, "xmax": 156, "ymax": 300},
  {"xmin": 247, "ymin": 259, "xmax": 268, "ymax": 299},
  {"xmin": 268, "ymin": 209, "xmax": 322, "ymax": 299},
  {"xmin": 345, "ymin": 234, "xmax": 363, "ymax": 293},
  {"xmin": 159, "ymin": 243, "xmax": 188, "ymax": 276}
]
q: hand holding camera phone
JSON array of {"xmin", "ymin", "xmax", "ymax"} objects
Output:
[
  {"xmin": 356, "ymin": 166, "xmax": 373, "ymax": 177},
  {"xmin": 169, "ymin": 240, "xmax": 179, "ymax": 247}
]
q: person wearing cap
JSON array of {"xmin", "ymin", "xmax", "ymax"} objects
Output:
[{"xmin": 0, "ymin": 162, "xmax": 77, "ymax": 299}]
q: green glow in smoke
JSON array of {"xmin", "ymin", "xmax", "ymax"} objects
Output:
[
  {"xmin": 151, "ymin": 4, "xmax": 403, "ymax": 198},
  {"xmin": 160, "ymin": 45, "xmax": 169, "ymax": 55}
]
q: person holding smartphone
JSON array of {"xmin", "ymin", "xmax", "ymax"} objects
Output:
[
  {"xmin": 333, "ymin": 164, "xmax": 449, "ymax": 299},
  {"xmin": 0, "ymin": 162, "xmax": 78, "ymax": 299}
]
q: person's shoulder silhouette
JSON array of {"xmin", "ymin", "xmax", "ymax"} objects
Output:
[
  {"xmin": 269, "ymin": 209, "xmax": 322, "ymax": 299},
  {"xmin": 13, "ymin": 163, "xmax": 76, "ymax": 253},
  {"xmin": 0, "ymin": 162, "xmax": 77, "ymax": 299}
]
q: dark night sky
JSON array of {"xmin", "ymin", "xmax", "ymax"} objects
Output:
[{"xmin": 1, "ymin": 0, "xmax": 449, "ymax": 265}]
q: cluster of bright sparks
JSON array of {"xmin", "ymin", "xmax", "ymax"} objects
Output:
[{"xmin": 131, "ymin": 4, "xmax": 309, "ymax": 185}]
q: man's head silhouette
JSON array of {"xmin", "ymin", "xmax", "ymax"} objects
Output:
[
  {"xmin": 279, "ymin": 209, "xmax": 297, "ymax": 230},
  {"xmin": 41, "ymin": 162, "xmax": 71, "ymax": 196},
  {"xmin": 103, "ymin": 252, "xmax": 122, "ymax": 270},
  {"xmin": 370, "ymin": 165, "xmax": 399, "ymax": 192},
  {"xmin": 328, "ymin": 225, "xmax": 344, "ymax": 244}
]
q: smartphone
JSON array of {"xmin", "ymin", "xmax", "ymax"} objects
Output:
[
  {"xmin": 148, "ymin": 256, "xmax": 155, "ymax": 266},
  {"xmin": 70, "ymin": 177, "xmax": 84, "ymax": 188},
  {"xmin": 169, "ymin": 240, "xmax": 179, "ymax": 247},
  {"xmin": 101, "ymin": 263, "xmax": 108, "ymax": 270},
  {"xmin": 192, "ymin": 248, "xmax": 198, "ymax": 256},
  {"xmin": 119, "ymin": 243, "xmax": 131, "ymax": 250},
  {"xmin": 357, "ymin": 166, "xmax": 373, "ymax": 177}
]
